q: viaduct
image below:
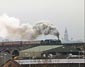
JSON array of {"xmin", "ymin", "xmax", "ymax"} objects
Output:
[{"xmin": 0, "ymin": 40, "xmax": 85, "ymax": 57}]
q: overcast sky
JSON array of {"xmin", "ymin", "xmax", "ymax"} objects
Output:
[{"xmin": 0, "ymin": 0, "xmax": 84, "ymax": 41}]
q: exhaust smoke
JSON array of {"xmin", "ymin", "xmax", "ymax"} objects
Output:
[
  {"xmin": 33, "ymin": 22, "xmax": 60, "ymax": 39},
  {"xmin": 0, "ymin": 14, "xmax": 59, "ymax": 41}
]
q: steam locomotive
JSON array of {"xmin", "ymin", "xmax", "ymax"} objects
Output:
[
  {"xmin": 0, "ymin": 39, "xmax": 61, "ymax": 47},
  {"xmin": 40, "ymin": 39, "xmax": 61, "ymax": 45}
]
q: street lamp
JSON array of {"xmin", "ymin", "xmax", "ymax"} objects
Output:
[
  {"xmin": 79, "ymin": 51, "xmax": 80, "ymax": 67},
  {"xmin": 29, "ymin": 53, "xmax": 31, "ymax": 67}
]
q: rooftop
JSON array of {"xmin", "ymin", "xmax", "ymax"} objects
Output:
[{"xmin": 15, "ymin": 59, "xmax": 85, "ymax": 64}]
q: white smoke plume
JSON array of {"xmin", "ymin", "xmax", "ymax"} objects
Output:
[
  {"xmin": 0, "ymin": 14, "xmax": 59, "ymax": 41},
  {"xmin": 0, "ymin": 14, "xmax": 20, "ymax": 38}
]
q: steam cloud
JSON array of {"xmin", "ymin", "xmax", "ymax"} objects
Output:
[{"xmin": 0, "ymin": 14, "xmax": 59, "ymax": 41}]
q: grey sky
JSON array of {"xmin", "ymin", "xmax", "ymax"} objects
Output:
[{"xmin": 0, "ymin": 0, "xmax": 84, "ymax": 41}]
